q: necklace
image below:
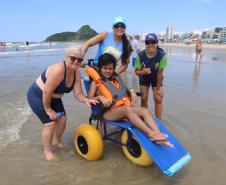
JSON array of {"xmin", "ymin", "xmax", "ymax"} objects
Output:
[{"xmin": 146, "ymin": 50, "xmax": 157, "ymax": 59}]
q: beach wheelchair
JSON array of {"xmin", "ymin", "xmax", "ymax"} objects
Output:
[{"xmin": 74, "ymin": 63, "xmax": 191, "ymax": 176}]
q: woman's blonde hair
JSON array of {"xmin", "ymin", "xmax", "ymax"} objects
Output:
[{"xmin": 66, "ymin": 46, "xmax": 82, "ymax": 57}]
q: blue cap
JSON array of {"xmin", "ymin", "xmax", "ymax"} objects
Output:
[
  {"xmin": 145, "ymin": 33, "xmax": 158, "ymax": 42},
  {"xmin": 113, "ymin": 16, "xmax": 126, "ymax": 26}
]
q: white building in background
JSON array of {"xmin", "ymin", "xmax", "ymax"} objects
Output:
[
  {"xmin": 220, "ymin": 27, "xmax": 226, "ymax": 42},
  {"xmin": 141, "ymin": 33, "xmax": 148, "ymax": 41},
  {"xmin": 158, "ymin": 31, "xmax": 165, "ymax": 41},
  {"xmin": 166, "ymin": 25, "xmax": 174, "ymax": 40}
]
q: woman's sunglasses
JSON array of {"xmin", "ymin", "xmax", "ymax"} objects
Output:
[
  {"xmin": 145, "ymin": 40, "xmax": 158, "ymax": 45},
  {"xmin": 70, "ymin": 56, "xmax": 83, "ymax": 63},
  {"xmin": 113, "ymin": 23, "xmax": 126, "ymax": 29}
]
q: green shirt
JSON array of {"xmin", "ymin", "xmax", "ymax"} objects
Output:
[{"xmin": 135, "ymin": 54, "xmax": 168, "ymax": 70}]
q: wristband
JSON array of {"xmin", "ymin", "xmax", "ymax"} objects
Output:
[
  {"xmin": 129, "ymin": 89, "xmax": 135, "ymax": 93},
  {"xmin": 44, "ymin": 107, "xmax": 51, "ymax": 113}
]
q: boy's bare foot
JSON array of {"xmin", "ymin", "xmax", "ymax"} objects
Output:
[
  {"xmin": 44, "ymin": 151, "xmax": 58, "ymax": 161},
  {"xmin": 156, "ymin": 140, "xmax": 174, "ymax": 148},
  {"xmin": 149, "ymin": 132, "xmax": 167, "ymax": 142}
]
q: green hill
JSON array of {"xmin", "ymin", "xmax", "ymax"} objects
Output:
[{"xmin": 45, "ymin": 25, "xmax": 98, "ymax": 42}]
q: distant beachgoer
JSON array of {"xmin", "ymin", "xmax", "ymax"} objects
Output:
[
  {"xmin": 131, "ymin": 35, "xmax": 141, "ymax": 73},
  {"xmin": 25, "ymin": 41, "xmax": 29, "ymax": 50},
  {"xmin": 0, "ymin": 42, "xmax": 6, "ymax": 51},
  {"xmin": 127, "ymin": 34, "xmax": 133, "ymax": 42},
  {"xmin": 27, "ymin": 46, "xmax": 97, "ymax": 161},
  {"xmin": 16, "ymin": 46, "xmax": 19, "ymax": 51},
  {"xmin": 135, "ymin": 33, "xmax": 167, "ymax": 119},
  {"xmin": 195, "ymin": 40, "xmax": 202, "ymax": 62},
  {"xmin": 81, "ymin": 16, "xmax": 132, "ymax": 74}
]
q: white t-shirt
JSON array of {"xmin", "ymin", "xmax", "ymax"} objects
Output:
[{"xmin": 131, "ymin": 39, "xmax": 141, "ymax": 58}]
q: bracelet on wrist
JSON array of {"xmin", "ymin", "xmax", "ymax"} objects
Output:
[
  {"xmin": 44, "ymin": 107, "xmax": 51, "ymax": 113},
  {"xmin": 129, "ymin": 89, "xmax": 135, "ymax": 93}
]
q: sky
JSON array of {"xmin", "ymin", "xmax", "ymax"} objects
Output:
[{"xmin": 1, "ymin": 0, "xmax": 226, "ymax": 42}]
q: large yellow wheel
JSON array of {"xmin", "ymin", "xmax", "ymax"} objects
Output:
[
  {"xmin": 74, "ymin": 124, "xmax": 104, "ymax": 160},
  {"xmin": 121, "ymin": 130, "xmax": 153, "ymax": 166}
]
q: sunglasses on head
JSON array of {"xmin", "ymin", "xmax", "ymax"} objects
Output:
[
  {"xmin": 70, "ymin": 56, "xmax": 83, "ymax": 63},
  {"xmin": 145, "ymin": 40, "xmax": 158, "ymax": 45},
  {"xmin": 114, "ymin": 23, "xmax": 126, "ymax": 29}
]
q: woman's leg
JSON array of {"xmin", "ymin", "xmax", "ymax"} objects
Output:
[
  {"xmin": 42, "ymin": 121, "xmax": 57, "ymax": 160},
  {"xmin": 52, "ymin": 115, "xmax": 66, "ymax": 148},
  {"xmin": 103, "ymin": 106, "xmax": 166, "ymax": 141},
  {"xmin": 140, "ymin": 85, "xmax": 150, "ymax": 108},
  {"xmin": 152, "ymin": 87, "xmax": 163, "ymax": 119}
]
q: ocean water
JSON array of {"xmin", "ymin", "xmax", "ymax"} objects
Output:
[
  {"xmin": 0, "ymin": 43, "xmax": 226, "ymax": 185},
  {"xmin": 0, "ymin": 42, "xmax": 83, "ymax": 151}
]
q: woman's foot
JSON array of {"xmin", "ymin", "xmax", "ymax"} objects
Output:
[
  {"xmin": 44, "ymin": 150, "xmax": 58, "ymax": 161},
  {"xmin": 52, "ymin": 141, "xmax": 66, "ymax": 149}
]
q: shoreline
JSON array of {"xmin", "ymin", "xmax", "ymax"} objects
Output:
[{"xmin": 159, "ymin": 43, "xmax": 226, "ymax": 50}]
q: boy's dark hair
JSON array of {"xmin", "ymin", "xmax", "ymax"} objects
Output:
[{"xmin": 98, "ymin": 53, "xmax": 117, "ymax": 69}]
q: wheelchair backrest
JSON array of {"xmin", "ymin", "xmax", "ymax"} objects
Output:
[{"xmin": 82, "ymin": 75, "xmax": 104, "ymax": 120}]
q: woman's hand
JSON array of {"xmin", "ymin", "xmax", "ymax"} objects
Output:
[
  {"xmin": 46, "ymin": 109, "xmax": 58, "ymax": 121},
  {"xmin": 99, "ymin": 96, "xmax": 112, "ymax": 107},
  {"xmin": 142, "ymin": 67, "xmax": 151, "ymax": 75},
  {"xmin": 84, "ymin": 98, "xmax": 99, "ymax": 107}
]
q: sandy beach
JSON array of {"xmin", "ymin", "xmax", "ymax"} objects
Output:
[
  {"xmin": 160, "ymin": 43, "xmax": 226, "ymax": 50},
  {"xmin": 0, "ymin": 43, "xmax": 226, "ymax": 185}
]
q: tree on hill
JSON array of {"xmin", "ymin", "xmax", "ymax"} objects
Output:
[
  {"xmin": 45, "ymin": 25, "xmax": 98, "ymax": 42},
  {"xmin": 45, "ymin": 32, "xmax": 75, "ymax": 42},
  {"xmin": 75, "ymin": 25, "xmax": 98, "ymax": 40}
]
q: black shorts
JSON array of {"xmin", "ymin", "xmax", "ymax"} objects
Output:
[
  {"xmin": 27, "ymin": 83, "xmax": 65, "ymax": 124},
  {"xmin": 139, "ymin": 76, "xmax": 162, "ymax": 87}
]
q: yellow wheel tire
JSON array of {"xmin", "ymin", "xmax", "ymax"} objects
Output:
[
  {"xmin": 121, "ymin": 130, "xmax": 153, "ymax": 166},
  {"xmin": 74, "ymin": 124, "xmax": 104, "ymax": 160}
]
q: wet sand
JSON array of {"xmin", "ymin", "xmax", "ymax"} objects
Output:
[
  {"xmin": 0, "ymin": 46, "xmax": 226, "ymax": 185},
  {"xmin": 160, "ymin": 43, "xmax": 226, "ymax": 50}
]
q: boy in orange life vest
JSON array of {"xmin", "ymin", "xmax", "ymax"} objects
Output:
[{"xmin": 88, "ymin": 53, "xmax": 173, "ymax": 147}]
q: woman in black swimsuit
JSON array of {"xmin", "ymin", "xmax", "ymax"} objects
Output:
[{"xmin": 27, "ymin": 46, "xmax": 97, "ymax": 160}]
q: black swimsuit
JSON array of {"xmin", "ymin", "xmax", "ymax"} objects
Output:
[{"xmin": 27, "ymin": 61, "xmax": 76, "ymax": 124}]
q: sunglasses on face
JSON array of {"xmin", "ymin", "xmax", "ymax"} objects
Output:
[
  {"xmin": 145, "ymin": 40, "xmax": 158, "ymax": 45},
  {"xmin": 113, "ymin": 23, "xmax": 126, "ymax": 29},
  {"xmin": 70, "ymin": 56, "xmax": 83, "ymax": 63}
]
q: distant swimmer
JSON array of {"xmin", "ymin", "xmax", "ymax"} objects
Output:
[
  {"xmin": 0, "ymin": 42, "xmax": 6, "ymax": 51},
  {"xmin": 25, "ymin": 41, "xmax": 29, "ymax": 50},
  {"xmin": 195, "ymin": 40, "xmax": 202, "ymax": 62}
]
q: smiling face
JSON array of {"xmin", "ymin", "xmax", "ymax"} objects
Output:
[
  {"xmin": 66, "ymin": 48, "xmax": 83, "ymax": 70},
  {"xmin": 145, "ymin": 42, "xmax": 158, "ymax": 54},
  {"xmin": 113, "ymin": 22, "xmax": 126, "ymax": 37},
  {"xmin": 100, "ymin": 63, "xmax": 114, "ymax": 79}
]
